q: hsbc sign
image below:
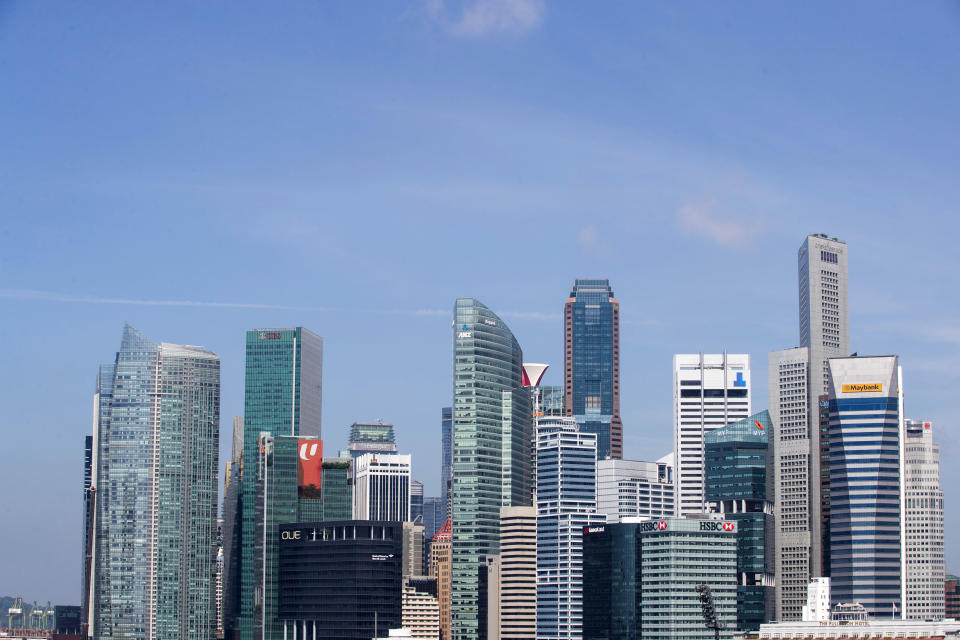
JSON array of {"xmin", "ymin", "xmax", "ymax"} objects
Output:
[
  {"xmin": 699, "ymin": 521, "xmax": 736, "ymax": 533},
  {"xmin": 640, "ymin": 520, "xmax": 669, "ymax": 532}
]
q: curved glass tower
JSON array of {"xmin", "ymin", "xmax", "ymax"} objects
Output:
[{"xmin": 451, "ymin": 298, "xmax": 532, "ymax": 640}]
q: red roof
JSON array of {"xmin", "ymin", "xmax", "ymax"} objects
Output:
[{"xmin": 433, "ymin": 518, "xmax": 451, "ymax": 542}]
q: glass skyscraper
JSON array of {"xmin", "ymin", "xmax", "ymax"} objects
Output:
[
  {"xmin": 441, "ymin": 406, "xmax": 452, "ymax": 519},
  {"xmin": 237, "ymin": 327, "xmax": 322, "ymax": 640},
  {"xmin": 705, "ymin": 411, "xmax": 775, "ymax": 630},
  {"xmin": 451, "ymin": 298, "xmax": 532, "ymax": 640},
  {"xmin": 347, "ymin": 420, "xmax": 397, "ymax": 458},
  {"xmin": 564, "ymin": 279, "xmax": 622, "ymax": 459},
  {"xmin": 90, "ymin": 324, "xmax": 220, "ymax": 640}
]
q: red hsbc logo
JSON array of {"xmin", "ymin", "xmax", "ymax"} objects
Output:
[
  {"xmin": 657, "ymin": 521, "xmax": 668, "ymax": 530},
  {"xmin": 722, "ymin": 522, "xmax": 735, "ymax": 532}
]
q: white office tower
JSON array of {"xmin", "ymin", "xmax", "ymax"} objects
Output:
[
  {"xmin": 827, "ymin": 356, "xmax": 903, "ymax": 618},
  {"xmin": 536, "ymin": 417, "xmax": 604, "ymax": 640},
  {"xmin": 353, "ymin": 453, "xmax": 412, "ymax": 521},
  {"xmin": 903, "ymin": 419, "xmax": 944, "ymax": 620},
  {"xmin": 769, "ymin": 346, "xmax": 813, "ymax": 621},
  {"xmin": 801, "ymin": 577, "xmax": 831, "ymax": 622},
  {"xmin": 596, "ymin": 458, "xmax": 675, "ymax": 522},
  {"xmin": 673, "ymin": 353, "xmax": 751, "ymax": 516},
  {"xmin": 799, "ymin": 234, "xmax": 849, "ymax": 398}
]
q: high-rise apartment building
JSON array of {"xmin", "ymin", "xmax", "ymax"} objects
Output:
[
  {"xmin": 536, "ymin": 417, "xmax": 604, "ymax": 640},
  {"xmin": 347, "ymin": 420, "xmax": 397, "ymax": 458},
  {"xmin": 430, "ymin": 519, "xmax": 452, "ymax": 640},
  {"xmin": 827, "ymin": 356, "xmax": 902, "ymax": 617},
  {"xmin": 238, "ymin": 327, "xmax": 322, "ymax": 640},
  {"xmin": 441, "ymin": 407, "xmax": 452, "ymax": 519},
  {"xmin": 770, "ymin": 235, "xmax": 850, "ymax": 620},
  {"xmin": 564, "ymin": 279, "xmax": 622, "ymax": 459},
  {"xmin": 89, "ymin": 324, "xmax": 220, "ymax": 640},
  {"xmin": 353, "ymin": 453, "xmax": 411, "ymax": 522},
  {"xmin": 451, "ymin": 298, "xmax": 532, "ymax": 640},
  {"xmin": 596, "ymin": 458, "xmax": 674, "ymax": 523},
  {"xmin": 704, "ymin": 411, "xmax": 775, "ymax": 630},
  {"xmin": 673, "ymin": 353, "xmax": 751, "ymax": 517},
  {"xmin": 903, "ymin": 419, "xmax": 944, "ymax": 620}
]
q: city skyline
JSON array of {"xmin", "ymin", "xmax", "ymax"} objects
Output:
[{"xmin": 2, "ymin": 2, "xmax": 959, "ymax": 606}]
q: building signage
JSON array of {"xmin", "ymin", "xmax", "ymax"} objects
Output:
[
  {"xmin": 842, "ymin": 383, "xmax": 882, "ymax": 393},
  {"xmin": 585, "ymin": 526, "xmax": 605, "ymax": 534},
  {"xmin": 699, "ymin": 521, "xmax": 736, "ymax": 533},
  {"xmin": 457, "ymin": 331, "xmax": 471, "ymax": 339},
  {"xmin": 258, "ymin": 332, "xmax": 282, "ymax": 340},
  {"xmin": 297, "ymin": 439, "xmax": 323, "ymax": 499},
  {"xmin": 372, "ymin": 554, "xmax": 394, "ymax": 561},
  {"xmin": 281, "ymin": 530, "xmax": 302, "ymax": 540},
  {"xmin": 640, "ymin": 520, "xmax": 669, "ymax": 532}
]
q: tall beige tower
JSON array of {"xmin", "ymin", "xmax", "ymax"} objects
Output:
[{"xmin": 498, "ymin": 507, "xmax": 536, "ymax": 639}]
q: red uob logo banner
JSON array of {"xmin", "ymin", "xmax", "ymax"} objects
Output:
[{"xmin": 297, "ymin": 439, "xmax": 323, "ymax": 498}]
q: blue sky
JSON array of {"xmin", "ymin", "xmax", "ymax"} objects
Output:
[{"xmin": 2, "ymin": 1, "xmax": 958, "ymax": 603}]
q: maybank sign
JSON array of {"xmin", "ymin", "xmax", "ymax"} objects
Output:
[{"xmin": 842, "ymin": 383, "xmax": 883, "ymax": 393}]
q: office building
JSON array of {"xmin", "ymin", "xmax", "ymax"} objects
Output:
[
  {"xmin": 748, "ymin": 616, "xmax": 960, "ymax": 640},
  {"xmin": 583, "ymin": 517, "xmax": 738, "ymax": 640},
  {"xmin": 89, "ymin": 323, "xmax": 220, "ymax": 640},
  {"xmin": 238, "ymin": 327, "xmax": 323, "ymax": 640},
  {"xmin": 827, "ymin": 356, "xmax": 903, "ymax": 617},
  {"xmin": 423, "ymin": 497, "xmax": 445, "ymax": 542},
  {"xmin": 353, "ymin": 453, "xmax": 411, "ymax": 522},
  {"xmin": 903, "ymin": 419, "xmax": 944, "ymax": 619},
  {"xmin": 81, "ymin": 435, "xmax": 94, "ymax": 640},
  {"xmin": 704, "ymin": 411, "xmax": 774, "ymax": 630},
  {"xmin": 451, "ymin": 298, "xmax": 532, "ymax": 640},
  {"xmin": 536, "ymin": 417, "xmax": 604, "ymax": 640},
  {"xmin": 564, "ymin": 279, "xmax": 622, "ymax": 459},
  {"xmin": 946, "ymin": 575, "xmax": 960, "ymax": 619},
  {"xmin": 441, "ymin": 407, "xmax": 452, "ymax": 519},
  {"xmin": 540, "ymin": 386, "xmax": 565, "ymax": 417},
  {"xmin": 596, "ymin": 458, "xmax": 674, "ymax": 523},
  {"xmin": 411, "ymin": 480, "xmax": 424, "ymax": 523},
  {"xmin": 403, "ymin": 584, "xmax": 441, "ymax": 639},
  {"xmin": 221, "ymin": 418, "xmax": 244, "ymax": 639},
  {"xmin": 673, "ymin": 353, "xmax": 751, "ymax": 516},
  {"xmin": 403, "ymin": 522, "xmax": 425, "ymax": 579},
  {"xmin": 484, "ymin": 555, "xmax": 501, "ymax": 640},
  {"xmin": 278, "ymin": 521, "xmax": 402, "ymax": 640},
  {"xmin": 347, "ymin": 420, "xmax": 397, "ymax": 458},
  {"xmin": 497, "ymin": 507, "xmax": 536, "ymax": 640},
  {"xmin": 429, "ymin": 519, "xmax": 452, "ymax": 640}
]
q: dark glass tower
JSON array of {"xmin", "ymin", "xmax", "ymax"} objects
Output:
[
  {"xmin": 564, "ymin": 279, "xmax": 622, "ymax": 459},
  {"xmin": 704, "ymin": 411, "xmax": 774, "ymax": 631},
  {"xmin": 452, "ymin": 298, "xmax": 532, "ymax": 640},
  {"xmin": 441, "ymin": 406, "xmax": 452, "ymax": 519},
  {"xmin": 237, "ymin": 328, "xmax": 323, "ymax": 640}
]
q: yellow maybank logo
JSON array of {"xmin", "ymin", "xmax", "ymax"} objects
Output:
[{"xmin": 842, "ymin": 383, "xmax": 883, "ymax": 393}]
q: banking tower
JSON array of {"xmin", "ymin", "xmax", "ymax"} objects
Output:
[
  {"xmin": 451, "ymin": 299, "xmax": 532, "ymax": 640},
  {"xmin": 564, "ymin": 279, "xmax": 622, "ymax": 459}
]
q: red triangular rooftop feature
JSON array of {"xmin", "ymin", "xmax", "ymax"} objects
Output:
[{"xmin": 433, "ymin": 518, "xmax": 452, "ymax": 542}]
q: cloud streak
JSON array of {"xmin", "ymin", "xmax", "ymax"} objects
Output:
[
  {"xmin": 429, "ymin": 0, "xmax": 545, "ymax": 37},
  {"xmin": 676, "ymin": 200, "xmax": 763, "ymax": 250},
  {"xmin": 1, "ymin": 289, "xmax": 557, "ymax": 322}
]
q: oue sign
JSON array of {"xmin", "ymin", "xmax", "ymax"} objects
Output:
[{"xmin": 281, "ymin": 530, "xmax": 302, "ymax": 541}]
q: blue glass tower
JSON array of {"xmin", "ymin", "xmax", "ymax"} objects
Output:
[
  {"xmin": 90, "ymin": 324, "xmax": 220, "ymax": 640},
  {"xmin": 564, "ymin": 279, "xmax": 622, "ymax": 459},
  {"xmin": 451, "ymin": 299, "xmax": 532, "ymax": 640}
]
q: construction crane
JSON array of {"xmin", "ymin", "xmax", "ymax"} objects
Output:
[
  {"xmin": 40, "ymin": 602, "xmax": 54, "ymax": 630},
  {"xmin": 696, "ymin": 583, "xmax": 726, "ymax": 640},
  {"xmin": 28, "ymin": 603, "xmax": 43, "ymax": 629},
  {"xmin": 7, "ymin": 596, "xmax": 23, "ymax": 629}
]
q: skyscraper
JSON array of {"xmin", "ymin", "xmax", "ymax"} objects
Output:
[
  {"xmin": 430, "ymin": 519, "xmax": 453, "ymax": 640},
  {"xmin": 673, "ymin": 353, "xmax": 751, "ymax": 517},
  {"xmin": 596, "ymin": 458, "xmax": 675, "ymax": 523},
  {"xmin": 827, "ymin": 355, "xmax": 902, "ymax": 617},
  {"xmin": 90, "ymin": 324, "xmax": 220, "ymax": 640},
  {"xmin": 564, "ymin": 279, "xmax": 622, "ymax": 459},
  {"xmin": 903, "ymin": 419, "xmax": 944, "ymax": 620},
  {"xmin": 353, "ymin": 453, "xmax": 411, "ymax": 522},
  {"xmin": 441, "ymin": 407, "xmax": 453, "ymax": 519},
  {"xmin": 451, "ymin": 298, "xmax": 532, "ymax": 640},
  {"xmin": 81, "ymin": 435, "xmax": 94, "ymax": 640},
  {"xmin": 496, "ymin": 507, "xmax": 536, "ymax": 640},
  {"xmin": 347, "ymin": 420, "xmax": 397, "ymax": 458},
  {"xmin": 221, "ymin": 418, "xmax": 244, "ymax": 640},
  {"xmin": 411, "ymin": 479, "xmax": 425, "ymax": 523},
  {"xmin": 704, "ymin": 411, "xmax": 775, "ymax": 630},
  {"xmin": 536, "ymin": 416, "xmax": 604, "ymax": 640},
  {"xmin": 771, "ymin": 234, "xmax": 851, "ymax": 620},
  {"xmin": 238, "ymin": 327, "xmax": 322, "ymax": 640}
]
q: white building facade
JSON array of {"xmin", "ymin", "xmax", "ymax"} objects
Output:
[
  {"xmin": 353, "ymin": 453, "xmax": 412, "ymax": 522},
  {"xmin": 673, "ymin": 353, "xmax": 751, "ymax": 517},
  {"xmin": 596, "ymin": 458, "xmax": 674, "ymax": 523},
  {"xmin": 903, "ymin": 419, "xmax": 944, "ymax": 620}
]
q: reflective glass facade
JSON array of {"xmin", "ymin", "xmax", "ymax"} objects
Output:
[
  {"xmin": 583, "ymin": 523, "xmax": 642, "ymax": 640},
  {"xmin": 238, "ymin": 327, "xmax": 322, "ymax": 640},
  {"xmin": 564, "ymin": 279, "xmax": 621, "ymax": 460},
  {"xmin": 442, "ymin": 406, "xmax": 452, "ymax": 519},
  {"xmin": 704, "ymin": 411, "xmax": 774, "ymax": 631},
  {"xmin": 451, "ymin": 298, "xmax": 531, "ymax": 640},
  {"xmin": 91, "ymin": 324, "xmax": 220, "ymax": 640}
]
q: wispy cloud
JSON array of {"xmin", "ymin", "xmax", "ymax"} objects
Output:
[
  {"xmin": 577, "ymin": 226, "xmax": 602, "ymax": 254},
  {"xmin": 428, "ymin": 0, "xmax": 545, "ymax": 37},
  {"xmin": 1, "ymin": 289, "xmax": 558, "ymax": 322},
  {"xmin": 676, "ymin": 200, "xmax": 764, "ymax": 250}
]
